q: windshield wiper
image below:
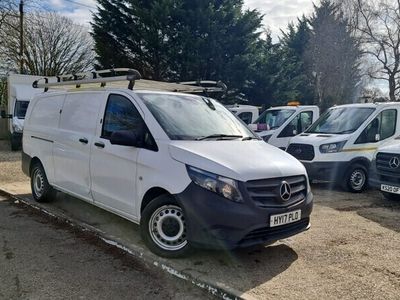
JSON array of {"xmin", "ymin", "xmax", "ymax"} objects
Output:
[
  {"xmin": 196, "ymin": 134, "xmax": 243, "ymax": 141},
  {"xmin": 333, "ymin": 129, "xmax": 355, "ymax": 134},
  {"xmin": 242, "ymin": 136, "xmax": 260, "ymax": 141}
]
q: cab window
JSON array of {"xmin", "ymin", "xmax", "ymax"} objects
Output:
[
  {"xmin": 102, "ymin": 94, "xmax": 143, "ymax": 139},
  {"xmin": 355, "ymin": 109, "xmax": 397, "ymax": 144},
  {"xmin": 237, "ymin": 112, "xmax": 253, "ymax": 124},
  {"xmin": 279, "ymin": 111, "xmax": 313, "ymax": 138},
  {"xmin": 102, "ymin": 94, "xmax": 157, "ymax": 151}
]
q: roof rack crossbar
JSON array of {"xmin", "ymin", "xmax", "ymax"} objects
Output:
[{"xmin": 32, "ymin": 68, "xmax": 142, "ymax": 91}]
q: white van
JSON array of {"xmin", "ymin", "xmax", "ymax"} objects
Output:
[
  {"xmin": 287, "ymin": 103, "xmax": 400, "ymax": 192},
  {"xmin": 0, "ymin": 74, "xmax": 44, "ymax": 150},
  {"xmin": 226, "ymin": 104, "xmax": 259, "ymax": 124},
  {"xmin": 22, "ymin": 69, "xmax": 313, "ymax": 257},
  {"xmin": 369, "ymin": 142, "xmax": 400, "ymax": 200},
  {"xmin": 250, "ymin": 105, "xmax": 319, "ymax": 150}
]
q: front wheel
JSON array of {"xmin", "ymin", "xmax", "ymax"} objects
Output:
[
  {"xmin": 30, "ymin": 162, "xmax": 56, "ymax": 202},
  {"xmin": 140, "ymin": 195, "xmax": 192, "ymax": 258},
  {"xmin": 343, "ymin": 163, "xmax": 368, "ymax": 193}
]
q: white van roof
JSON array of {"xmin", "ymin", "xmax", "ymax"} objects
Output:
[{"xmin": 329, "ymin": 102, "xmax": 400, "ymax": 109}]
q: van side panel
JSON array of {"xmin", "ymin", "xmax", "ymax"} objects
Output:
[
  {"xmin": 23, "ymin": 94, "xmax": 66, "ymax": 182},
  {"xmin": 53, "ymin": 92, "xmax": 104, "ymax": 197}
]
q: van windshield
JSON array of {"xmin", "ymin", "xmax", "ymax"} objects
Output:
[
  {"xmin": 139, "ymin": 93, "xmax": 257, "ymax": 141},
  {"xmin": 253, "ymin": 109, "xmax": 295, "ymax": 130},
  {"xmin": 15, "ymin": 100, "xmax": 29, "ymax": 119},
  {"xmin": 306, "ymin": 107, "xmax": 375, "ymax": 134}
]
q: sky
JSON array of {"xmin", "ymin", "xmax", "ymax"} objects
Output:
[{"xmin": 40, "ymin": 0, "xmax": 317, "ymax": 40}]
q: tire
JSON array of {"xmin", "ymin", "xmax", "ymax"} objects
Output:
[
  {"xmin": 382, "ymin": 192, "xmax": 400, "ymax": 201},
  {"xmin": 10, "ymin": 136, "xmax": 19, "ymax": 151},
  {"xmin": 140, "ymin": 195, "xmax": 192, "ymax": 258},
  {"xmin": 30, "ymin": 162, "xmax": 56, "ymax": 203},
  {"xmin": 343, "ymin": 163, "xmax": 368, "ymax": 193}
]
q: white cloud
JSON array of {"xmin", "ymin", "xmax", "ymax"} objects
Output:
[{"xmin": 244, "ymin": 0, "xmax": 318, "ymax": 40}]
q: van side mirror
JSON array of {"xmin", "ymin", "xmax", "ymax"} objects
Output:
[
  {"xmin": 375, "ymin": 134, "xmax": 380, "ymax": 142},
  {"xmin": 1, "ymin": 110, "xmax": 12, "ymax": 119},
  {"xmin": 110, "ymin": 130, "xmax": 142, "ymax": 147},
  {"xmin": 293, "ymin": 129, "xmax": 298, "ymax": 136}
]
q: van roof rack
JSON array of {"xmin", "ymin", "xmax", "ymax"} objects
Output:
[{"xmin": 32, "ymin": 68, "xmax": 227, "ymax": 95}]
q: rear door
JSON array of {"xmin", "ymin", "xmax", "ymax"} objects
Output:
[
  {"xmin": 53, "ymin": 92, "xmax": 105, "ymax": 199},
  {"xmin": 90, "ymin": 92, "xmax": 143, "ymax": 218}
]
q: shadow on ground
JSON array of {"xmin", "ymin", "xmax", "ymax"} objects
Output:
[{"xmin": 312, "ymin": 182, "xmax": 400, "ymax": 233}]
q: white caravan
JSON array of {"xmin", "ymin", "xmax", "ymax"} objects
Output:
[
  {"xmin": 0, "ymin": 74, "xmax": 44, "ymax": 150},
  {"xmin": 226, "ymin": 104, "xmax": 259, "ymax": 124},
  {"xmin": 249, "ymin": 105, "xmax": 320, "ymax": 150},
  {"xmin": 369, "ymin": 142, "xmax": 400, "ymax": 201},
  {"xmin": 22, "ymin": 69, "xmax": 313, "ymax": 258},
  {"xmin": 287, "ymin": 103, "xmax": 400, "ymax": 192}
]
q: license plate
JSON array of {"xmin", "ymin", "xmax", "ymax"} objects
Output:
[
  {"xmin": 381, "ymin": 184, "xmax": 400, "ymax": 194},
  {"xmin": 270, "ymin": 210, "xmax": 301, "ymax": 227}
]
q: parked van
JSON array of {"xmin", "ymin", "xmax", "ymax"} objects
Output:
[
  {"xmin": 287, "ymin": 103, "xmax": 400, "ymax": 192},
  {"xmin": 369, "ymin": 142, "xmax": 400, "ymax": 200},
  {"xmin": 249, "ymin": 105, "xmax": 319, "ymax": 150},
  {"xmin": 0, "ymin": 74, "xmax": 44, "ymax": 150},
  {"xmin": 22, "ymin": 69, "xmax": 313, "ymax": 257},
  {"xmin": 226, "ymin": 104, "xmax": 260, "ymax": 124}
]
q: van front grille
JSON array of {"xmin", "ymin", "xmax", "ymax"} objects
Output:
[
  {"xmin": 376, "ymin": 152, "xmax": 400, "ymax": 185},
  {"xmin": 245, "ymin": 175, "xmax": 307, "ymax": 208},
  {"xmin": 287, "ymin": 143, "xmax": 315, "ymax": 161}
]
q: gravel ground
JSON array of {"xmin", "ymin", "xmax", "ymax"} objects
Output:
[{"xmin": 0, "ymin": 140, "xmax": 27, "ymax": 184}]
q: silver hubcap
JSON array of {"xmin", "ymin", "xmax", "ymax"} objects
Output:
[
  {"xmin": 149, "ymin": 205, "xmax": 187, "ymax": 251},
  {"xmin": 33, "ymin": 168, "xmax": 45, "ymax": 197},
  {"xmin": 350, "ymin": 169, "xmax": 365, "ymax": 190}
]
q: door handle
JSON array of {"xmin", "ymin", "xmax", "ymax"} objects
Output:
[
  {"xmin": 94, "ymin": 141, "xmax": 105, "ymax": 148},
  {"xmin": 79, "ymin": 138, "xmax": 88, "ymax": 144}
]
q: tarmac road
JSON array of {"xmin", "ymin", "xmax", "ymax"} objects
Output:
[{"xmin": 0, "ymin": 195, "xmax": 208, "ymax": 300}]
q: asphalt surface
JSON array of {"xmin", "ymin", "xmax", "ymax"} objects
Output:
[{"xmin": 0, "ymin": 195, "xmax": 208, "ymax": 300}]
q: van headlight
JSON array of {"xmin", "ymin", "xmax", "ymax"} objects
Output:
[
  {"xmin": 319, "ymin": 141, "xmax": 347, "ymax": 153},
  {"xmin": 186, "ymin": 166, "xmax": 243, "ymax": 202}
]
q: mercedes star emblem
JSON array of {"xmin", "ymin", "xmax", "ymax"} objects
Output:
[
  {"xmin": 280, "ymin": 181, "xmax": 292, "ymax": 201},
  {"xmin": 389, "ymin": 156, "xmax": 400, "ymax": 169}
]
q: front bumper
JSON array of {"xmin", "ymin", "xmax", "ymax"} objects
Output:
[
  {"xmin": 369, "ymin": 159, "xmax": 400, "ymax": 190},
  {"xmin": 302, "ymin": 161, "xmax": 350, "ymax": 182},
  {"xmin": 174, "ymin": 182, "xmax": 313, "ymax": 250}
]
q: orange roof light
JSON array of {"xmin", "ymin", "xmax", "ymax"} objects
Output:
[{"xmin": 287, "ymin": 101, "xmax": 300, "ymax": 106}]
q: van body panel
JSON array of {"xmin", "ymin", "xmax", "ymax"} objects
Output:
[
  {"xmin": 53, "ymin": 92, "xmax": 105, "ymax": 198},
  {"xmin": 169, "ymin": 140, "xmax": 307, "ymax": 181}
]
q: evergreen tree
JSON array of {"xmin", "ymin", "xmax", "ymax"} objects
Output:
[
  {"xmin": 92, "ymin": 0, "xmax": 264, "ymax": 102},
  {"xmin": 273, "ymin": 17, "xmax": 314, "ymax": 105}
]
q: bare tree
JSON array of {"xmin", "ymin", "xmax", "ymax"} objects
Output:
[
  {"xmin": 352, "ymin": 0, "xmax": 400, "ymax": 101},
  {"xmin": 0, "ymin": 0, "xmax": 17, "ymax": 32},
  {"xmin": 0, "ymin": 12, "xmax": 95, "ymax": 76}
]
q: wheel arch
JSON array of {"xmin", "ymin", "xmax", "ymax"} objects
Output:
[
  {"xmin": 140, "ymin": 187, "xmax": 171, "ymax": 214},
  {"xmin": 29, "ymin": 157, "xmax": 42, "ymax": 175},
  {"xmin": 349, "ymin": 157, "xmax": 371, "ymax": 171}
]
